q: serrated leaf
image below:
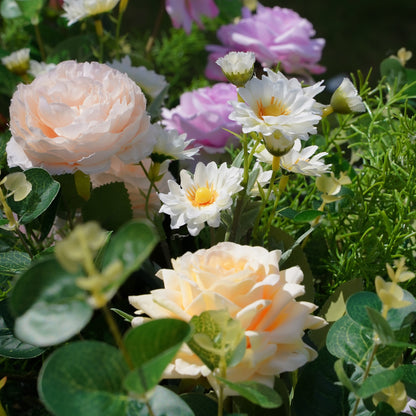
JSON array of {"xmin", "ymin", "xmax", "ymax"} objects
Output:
[
  {"xmin": 8, "ymin": 168, "xmax": 60, "ymax": 225},
  {"xmin": 326, "ymin": 314, "xmax": 374, "ymax": 369},
  {"xmin": 9, "ymin": 257, "xmax": 93, "ymax": 347},
  {"xmin": 82, "ymin": 182, "xmax": 132, "ymax": 231},
  {"xmin": 123, "ymin": 318, "xmax": 191, "ymax": 396},
  {"xmin": 216, "ymin": 377, "xmax": 282, "ymax": 409},
  {"xmin": 187, "ymin": 310, "xmax": 246, "ymax": 371}
]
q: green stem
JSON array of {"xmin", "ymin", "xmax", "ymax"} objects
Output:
[
  {"xmin": 34, "ymin": 23, "xmax": 46, "ymax": 62},
  {"xmin": 145, "ymin": 0, "xmax": 166, "ymax": 56}
]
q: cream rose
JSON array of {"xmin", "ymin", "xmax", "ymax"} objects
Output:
[
  {"xmin": 129, "ymin": 242, "xmax": 326, "ymax": 389},
  {"xmin": 7, "ymin": 60, "xmax": 151, "ymax": 175}
]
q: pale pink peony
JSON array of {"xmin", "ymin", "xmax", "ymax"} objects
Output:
[
  {"xmin": 90, "ymin": 157, "xmax": 172, "ymax": 218},
  {"xmin": 129, "ymin": 242, "xmax": 326, "ymax": 389},
  {"xmin": 161, "ymin": 83, "xmax": 241, "ymax": 153},
  {"xmin": 206, "ymin": 4, "xmax": 325, "ymax": 81},
  {"xmin": 7, "ymin": 60, "xmax": 151, "ymax": 175},
  {"xmin": 165, "ymin": 0, "xmax": 219, "ymax": 34}
]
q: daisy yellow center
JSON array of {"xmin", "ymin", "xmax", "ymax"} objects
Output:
[
  {"xmin": 257, "ymin": 96, "xmax": 290, "ymax": 119},
  {"xmin": 187, "ymin": 185, "xmax": 218, "ymax": 207}
]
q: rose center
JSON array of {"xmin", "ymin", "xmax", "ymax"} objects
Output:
[
  {"xmin": 187, "ymin": 185, "xmax": 218, "ymax": 207},
  {"xmin": 257, "ymin": 96, "xmax": 289, "ymax": 119}
]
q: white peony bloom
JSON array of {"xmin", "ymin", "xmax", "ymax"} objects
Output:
[
  {"xmin": 129, "ymin": 242, "xmax": 327, "ymax": 390},
  {"xmin": 107, "ymin": 56, "xmax": 168, "ymax": 100},
  {"xmin": 158, "ymin": 162, "xmax": 243, "ymax": 236},
  {"xmin": 63, "ymin": 0, "xmax": 120, "ymax": 25},
  {"xmin": 229, "ymin": 69, "xmax": 324, "ymax": 156}
]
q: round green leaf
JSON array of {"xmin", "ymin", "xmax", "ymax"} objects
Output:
[
  {"xmin": 9, "ymin": 257, "xmax": 93, "ymax": 346},
  {"xmin": 8, "ymin": 168, "xmax": 60, "ymax": 225},
  {"xmin": 0, "ymin": 0, "xmax": 22, "ymax": 18},
  {"xmin": 123, "ymin": 319, "xmax": 191, "ymax": 396},
  {"xmin": 38, "ymin": 341, "xmax": 130, "ymax": 416},
  {"xmin": 346, "ymin": 291, "xmax": 382, "ymax": 328},
  {"xmin": 0, "ymin": 300, "xmax": 44, "ymax": 359}
]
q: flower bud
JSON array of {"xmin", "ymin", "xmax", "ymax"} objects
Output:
[
  {"xmin": 330, "ymin": 78, "xmax": 365, "ymax": 114},
  {"xmin": 1, "ymin": 49, "xmax": 30, "ymax": 76},
  {"xmin": 216, "ymin": 51, "xmax": 255, "ymax": 87}
]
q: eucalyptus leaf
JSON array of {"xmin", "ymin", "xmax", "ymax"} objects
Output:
[
  {"xmin": 123, "ymin": 319, "xmax": 191, "ymax": 396},
  {"xmin": 9, "ymin": 257, "xmax": 93, "ymax": 346},
  {"xmin": 216, "ymin": 377, "xmax": 282, "ymax": 409},
  {"xmin": 366, "ymin": 307, "xmax": 395, "ymax": 344},
  {"xmin": 180, "ymin": 393, "xmax": 217, "ymax": 416},
  {"xmin": 8, "ymin": 168, "xmax": 60, "ymax": 225},
  {"xmin": 0, "ymin": 300, "xmax": 44, "ymax": 359},
  {"xmin": 357, "ymin": 368, "xmax": 401, "ymax": 399},
  {"xmin": 346, "ymin": 291, "xmax": 382, "ymax": 329},
  {"xmin": 0, "ymin": 250, "xmax": 31, "ymax": 277},
  {"xmin": 38, "ymin": 341, "xmax": 130, "ymax": 416}
]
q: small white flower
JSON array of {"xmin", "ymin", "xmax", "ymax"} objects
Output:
[
  {"xmin": 216, "ymin": 51, "xmax": 255, "ymax": 87},
  {"xmin": 107, "ymin": 56, "xmax": 168, "ymax": 100},
  {"xmin": 1, "ymin": 172, "xmax": 32, "ymax": 201},
  {"xmin": 1, "ymin": 48, "xmax": 30, "ymax": 75},
  {"xmin": 63, "ymin": 0, "xmax": 120, "ymax": 25},
  {"xmin": 28, "ymin": 60, "xmax": 56, "ymax": 78},
  {"xmin": 158, "ymin": 162, "xmax": 243, "ymax": 236},
  {"xmin": 149, "ymin": 124, "xmax": 200, "ymax": 162},
  {"xmin": 229, "ymin": 69, "xmax": 324, "ymax": 156},
  {"xmin": 280, "ymin": 139, "xmax": 331, "ymax": 176},
  {"xmin": 330, "ymin": 78, "xmax": 365, "ymax": 114}
]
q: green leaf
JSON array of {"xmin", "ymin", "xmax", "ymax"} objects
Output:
[
  {"xmin": 346, "ymin": 291, "xmax": 382, "ymax": 329},
  {"xmin": 181, "ymin": 393, "xmax": 217, "ymax": 416},
  {"xmin": 380, "ymin": 58, "xmax": 406, "ymax": 87},
  {"xmin": 8, "ymin": 168, "xmax": 60, "ymax": 225},
  {"xmin": 376, "ymin": 325, "xmax": 412, "ymax": 367},
  {"xmin": 9, "ymin": 257, "xmax": 93, "ymax": 346},
  {"xmin": 0, "ymin": 250, "xmax": 31, "ymax": 277},
  {"xmin": 326, "ymin": 314, "xmax": 374, "ymax": 369},
  {"xmin": 187, "ymin": 310, "xmax": 246, "ymax": 371},
  {"xmin": 374, "ymin": 402, "xmax": 396, "ymax": 416},
  {"xmin": 0, "ymin": 299, "xmax": 44, "ymax": 359},
  {"xmin": 123, "ymin": 319, "xmax": 191, "ymax": 396},
  {"xmin": 82, "ymin": 182, "xmax": 132, "ymax": 231},
  {"xmin": 38, "ymin": 341, "xmax": 130, "ymax": 416},
  {"xmin": 15, "ymin": 0, "xmax": 44, "ymax": 20},
  {"xmin": 386, "ymin": 289, "xmax": 416, "ymax": 331},
  {"xmin": 216, "ymin": 377, "xmax": 282, "ymax": 409},
  {"xmin": 147, "ymin": 85, "xmax": 169, "ymax": 121},
  {"xmin": 366, "ymin": 307, "xmax": 395, "ymax": 344},
  {"xmin": 356, "ymin": 368, "xmax": 401, "ymax": 399},
  {"xmin": 293, "ymin": 209, "xmax": 323, "ymax": 223},
  {"xmin": 334, "ymin": 359, "xmax": 358, "ymax": 393}
]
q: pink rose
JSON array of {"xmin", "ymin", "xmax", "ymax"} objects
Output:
[
  {"xmin": 206, "ymin": 4, "xmax": 325, "ymax": 81},
  {"xmin": 161, "ymin": 83, "xmax": 241, "ymax": 152},
  {"xmin": 7, "ymin": 60, "xmax": 152, "ymax": 175},
  {"xmin": 165, "ymin": 0, "xmax": 219, "ymax": 34},
  {"xmin": 129, "ymin": 242, "xmax": 326, "ymax": 389}
]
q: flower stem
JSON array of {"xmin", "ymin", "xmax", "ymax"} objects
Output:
[
  {"xmin": 146, "ymin": 0, "xmax": 165, "ymax": 56},
  {"xmin": 94, "ymin": 19, "xmax": 104, "ymax": 63},
  {"xmin": 33, "ymin": 23, "xmax": 46, "ymax": 62},
  {"xmin": 115, "ymin": 0, "xmax": 128, "ymax": 59}
]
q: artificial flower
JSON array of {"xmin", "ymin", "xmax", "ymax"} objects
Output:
[
  {"xmin": 372, "ymin": 381, "xmax": 408, "ymax": 413},
  {"xmin": 148, "ymin": 123, "xmax": 200, "ymax": 162},
  {"xmin": 162, "ymin": 83, "xmax": 241, "ymax": 153},
  {"xmin": 129, "ymin": 242, "xmax": 326, "ymax": 389},
  {"xmin": 1, "ymin": 172, "xmax": 32, "ymax": 202},
  {"xmin": 107, "ymin": 56, "xmax": 168, "ymax": 100},
  {"xmin": 158, "ymin": 162, "xmax": 243, "ymax": 236},
  {"xmin": 90, "ymin": 157, "xmax": 172, "ymax": 219},
  {"xmin": 329, "ymin": 78, "xmax": 366, "ymax": 114},
  {"xmin": 62, "ymin": 0, "xmax": 120, "ymax": 25},
  {"xmin": 7, "ymin": 60, "xmax": 151, "ymax": 175},
  {"xmin": 28, "ymin": 60, "xmax": 56, "ymax": 78},
  {"xmin": 1, "ymin": 48, "xmax": 30, "ymax": 75},
  {"xmin": 165, "ymin": 0, "xmax": 219, "ymax": 34},
  {"xmin": 390, "ymin": 47, "xmax": 413, "ymax": 67},
  {"xmin": 206, "ymin": 4, "xmax": 325, "ymax": 81},
  {"xmin": 216, "ymin": 51, "xmax": 256, "ymax": 87},
  {"xmin": 229, "ymin": 69, "xmax": 324, "ymax": 156},
  {"xmin": 316, "ymin": 172, "xmax": 351, "ymax": 203}
]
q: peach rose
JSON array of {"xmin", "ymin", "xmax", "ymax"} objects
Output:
[
  {"xmin": 7, "ymin": 60, "xmax": 151, "ymax": 175},
  {"xmin": 91, "ymin": 157, "xmax": 172, "ymax": 218},
  {"xmin": 129, "ymin": 242, "xmax": 326, "ymax": 389}
]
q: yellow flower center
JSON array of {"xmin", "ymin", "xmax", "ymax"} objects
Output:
[
  {"xmin": 187, "ymin": 185, "xmax": 218, "ymax": 207},
  {"xmin": 257, "ymin": 96, "xmax": 290, "ymax": 119}
]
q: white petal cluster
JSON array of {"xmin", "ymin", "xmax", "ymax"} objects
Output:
[
  {"xmin": 63, "ymin": 0, "xmax": 120, "ymax": 25},
  {"xmin": 158, "ymin": 162, "xmax": 243, "ymax": 236},
  {"xmin": 330, "ymin": 78, "xmax": 366, "ymax": 114},
  {"xmin": 229, "ymin": 69, "xmax": 324, "ymax": 156},
  {"xmin": 1, "ymin": 48, "xmax": 30, "ymax": 75},
  {"xmin": 216, "ymin": 51, "xmax": 255, "ymax": 86}
]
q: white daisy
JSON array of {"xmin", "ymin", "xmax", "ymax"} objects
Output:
[
  {"xmin": 107, "ymin": 56, "xmax": 168, "ymax": 100},
  {"xmin": 229, "ymin": 69, "xmax": 324, "ymax": 156},
  {"xmin": 158, "ymin": 162, "xmax": 243, "ymax": 236},
  {"xmin": 149, "ymin": 123, "xmax": 200, "ymax": 162},
  {"xmin": 330, "ymin": 78, "xmax": 366, "ymax": 114},
  {"xmin": 1, "ymin": 48, "xmax": 30, "ymax": 75},
  {"xmin": 216, "ymin": 51, "xmax": 255, "ymax": 86},
  {"xmin": 63, "ymin": 0, "xmax": 120, "ymax": 25}
]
